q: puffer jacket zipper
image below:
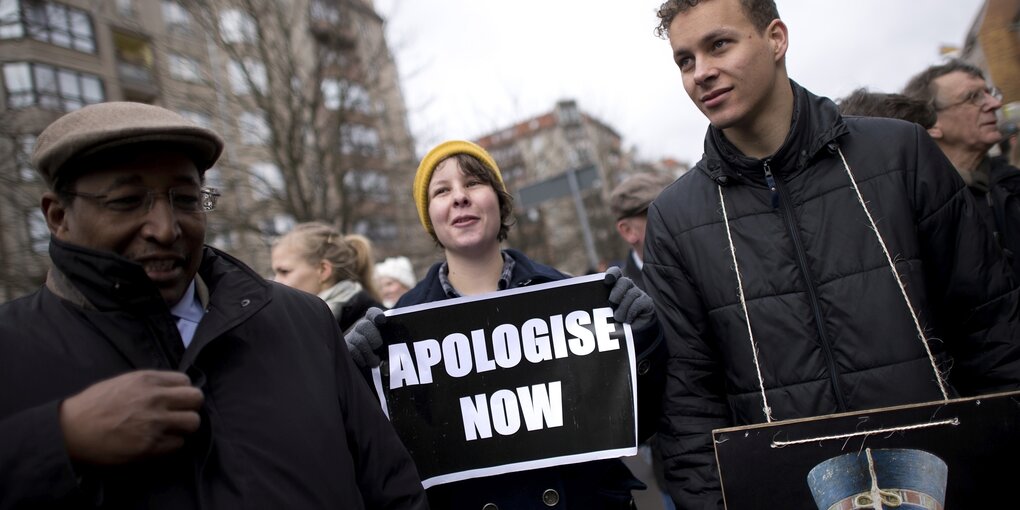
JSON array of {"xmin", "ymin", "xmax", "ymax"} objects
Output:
[
  {"xmin": 763, "ymin": 162, "xmax": 779, "ymax": 210},
  {"xmin": 764, "ymin": 158, "xmax": 848, "ymax": 412}
]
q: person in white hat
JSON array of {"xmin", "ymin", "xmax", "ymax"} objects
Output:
[{"xmin": 374, "ymin": 256, "xmax": 416, "ymax": 308}]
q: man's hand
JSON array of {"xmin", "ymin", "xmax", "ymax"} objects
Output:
[
  {"xmin": 604, "ymin": 266, "xmax": 656, "ymax": 330},
  {"xmin": 345, "ymin": 307, "xmax": 386, "ymax": 368},
  {"xmin": 59, "ymin": 370, "xmax": 204, "ymax": 466}
]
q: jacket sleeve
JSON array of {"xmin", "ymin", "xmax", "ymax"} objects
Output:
[
  {"xmin": 333, "ymin": 323, "xmax": 430, "ymax": 510},
  {"xmin": 641, "ymin": 201, "xmax": 728, "ymax": 509},
  {"xmin": 911, "ymin": 125, "xmax": 1020, "ymax": 396},
  {"xmin": 0, "ymin": 401, "xmax": 84, "ymax": 509}
]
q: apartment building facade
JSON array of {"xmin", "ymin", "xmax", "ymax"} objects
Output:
[
  {"xmin": 475, "ymin": 99, "xmax": 670, "ymax": 276},
  {"xmin": 0, "ymin": 0, "xmax": 430, "ymax": 301}
]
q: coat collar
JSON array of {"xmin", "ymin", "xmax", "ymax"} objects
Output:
[
  {"xmin": 45, "ymin": 238, "xmax": 271, "ymax": 371},
  {"xmin": 46, "ymin": 237, "xmax": 170, "ymax": 314},
  {"xmin": 398, "ymin": 248, "xmax": 565, "ymax": 306},
  {"xmin": 699, "ymin": 80, "xmax": 849, "ymax": 185}
]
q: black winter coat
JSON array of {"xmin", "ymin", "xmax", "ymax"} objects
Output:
[
  {"xmin": 395, "ymin": 248, "xmax": 665, "ymax": 510},
  {"xmin": 621, "ymin": 250, "xmax": 646, "ymax": 292},
  {"xmin": 0, "ymin": 238, "xmax": 428, "ymax": 509},
  {"xmin": 337, "ymin": 289, "xmax": 385, "ymax": 333},
  {"xmin": 643, "ymin": 81, "xmax": 1020, "ymax": 508},
  {"xmin": 976, "ymin": 156, "xmax": 1020, "ymax": 277}
]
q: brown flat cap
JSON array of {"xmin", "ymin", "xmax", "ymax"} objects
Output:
[
  {"xmin": 610, "ymin": 172, "xmax": 675, "ymax": 220},
  {"xmin": 32, "ymin": 101, "xmax": 224, "ymax": 188}
]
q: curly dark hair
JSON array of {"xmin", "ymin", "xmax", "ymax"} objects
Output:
[
  {"xmin": 428, "ymin": 153, "xmax": 516, "ymax": 247},
  {"xmin": 654, "ymin": 0, "xmax": 780, "ymax": 39}
]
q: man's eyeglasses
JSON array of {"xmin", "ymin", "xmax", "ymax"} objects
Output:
[
  {"xmin": 936, "ymin": 86, "xmax": 1003, "ymax": 111},
  {"xmin": 64, "ymin": 186, "xmax": 221, "ymax": 214}
]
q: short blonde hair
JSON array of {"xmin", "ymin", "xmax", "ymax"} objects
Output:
[{"xmin": 275, "ymin": 222, "xmax": 380, "ymax": 300}]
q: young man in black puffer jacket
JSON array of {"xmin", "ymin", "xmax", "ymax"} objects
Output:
[{"xmin": 646, "ymin": 0, "xmax": 1020, "ymax": 507}]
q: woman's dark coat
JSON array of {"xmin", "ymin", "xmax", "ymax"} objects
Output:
[{"xmin": 396, "ymin": 248, "xmax": 666, "ymax": 510}]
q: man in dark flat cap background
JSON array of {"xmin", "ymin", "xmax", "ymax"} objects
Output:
[
  {"xmin": 0, "ymin": 102, "xmax": 427, "ymax": 509},
  {"xmin": 610, "ymin": 172, "xmax": 676, "ymax": 292},
  {"xmin": 608, "ymin": 171, "xmax": 676, "ymax": 510}
]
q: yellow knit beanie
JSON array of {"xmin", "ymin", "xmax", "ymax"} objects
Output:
[{"xmin": 413, "ymin": 140, "xmax": 505, "ymax": 234}]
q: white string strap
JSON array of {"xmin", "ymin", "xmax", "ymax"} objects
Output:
[
  {"xmin": 836, "ymin": 147, "xmax": 950, "ymax": 401},
  {"xmin": 769, "ymin": 417, "xmax": 959, "ymax": 448},
  {"xmin": 717, "ymin": 186, "xmax": 774, "ymax": 423}
]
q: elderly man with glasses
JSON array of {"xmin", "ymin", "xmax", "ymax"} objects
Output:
[
  {"xmin": 0, "ymin": 102, "xmax": 427, "ymax": 509},
  {"xmin": 904, "ymin": 60, "xmax": 1020, "ymax": 276}
]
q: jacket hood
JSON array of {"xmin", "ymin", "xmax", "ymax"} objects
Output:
[{"xmin": 700, "ymin": 80, "xmax": 849, "ymax": 185}]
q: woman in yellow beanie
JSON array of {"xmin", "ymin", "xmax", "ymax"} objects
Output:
[
  {"xmin": 408, "ymin": 140, "xmax": 519, "ymax": 294},
  {"xmin": 345, "ymin": 139, "xmax": 666, "ymax": 509}
]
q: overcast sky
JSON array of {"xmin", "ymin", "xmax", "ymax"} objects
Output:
[{"xmin": 374, "ymin": 1, "xmax": 984, "ymax": 165}]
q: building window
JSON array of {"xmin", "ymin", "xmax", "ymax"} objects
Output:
[
  {"xmin": 322, "ymin": 78, "xmax": 372, "ymax": 113},
  {"xmin": 2, "ymin": 62, "xmax": 104, "ymax": 110},
  {"xmin": 504, "ymin": 164, "xmax": 525, "ymax": 186},
  {"xmin": 309, "ymin": 0, "xmax": 339, "ymax": 24},
  {"xmin": 256, "ymin": 213, "xmax": 295, "ymax": 237},
  {"xmin": 239, "ymin": 110, "xmax": 270, "ymax": 145},
  {"xmin": 203, "ymin": 166, "xmax": 223, "ymax": 188},
  {"xmin": 557, "ymin": 101, "xmax": 581, "ymax": 126},
  {"xmin": 115, "ymin": 0, "xmax": 134, "ymax": 17},
  {"xmin": 268, "ymin": 214, "xmax": 294, "ymax": 236},
  {"xmin": 0, "ymin": 0, "xmax": 96, "ymax": 53},
  {"xmin": 161, "ymin": 0, "xmax": 190, "ymax": 31},
  {"xmin": 208, "ymin": 232, "xmax": 234, "ymax": 251},
  {"xmin": 352, "ymin": 218, "xmax": 398, "ymax": 241},
  {"xmin": 167, "ymin": 53, "xmax": 203, "ymax": 82},
  {"xmin": 321, "ymin": 79, "xmax": 340, "ymax": 110},
  {"xmin": 27, "ymin": 209, "xmax": 49, "ymax": 254},
  {"xmin": 16, "ymin": 134, "xmax": 36, "ymax": 181},
  {"xmin": 321, "ymin": 48, "xmax": 350, "ymax": 68},
  {"xmin": 219, "ymin": 9, "xmax": 255, "ymax": 44},
  {"xmin": 0, "ymin": 0, "xmax": 23, "ymax": 38},
  {"xmin": 342, "ymin": 124, "xmax": 379, "ymax": 155},
  {"xmin": 249, "ymin": 162, "xmax": 282, "ymax": 200},
  {"xmin": 227, "ymin": 58, "xmax": 267, "ymax": 95},
  {"xmin": 344, "ymin": 169, "xmax": 390, "ymax": 202},
  {"xmin": 179, "ymin": 109, "xmax": 212, "ymax": 129}
]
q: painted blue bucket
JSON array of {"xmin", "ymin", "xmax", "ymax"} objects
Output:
[{"xmin": 806, "ymin": 448, "xmax": 947, "ymax": 509}]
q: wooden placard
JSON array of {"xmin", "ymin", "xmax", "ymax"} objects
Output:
[{"xmin": 712, "ymin": 390, "xmax": 1020, "ymax": 508}]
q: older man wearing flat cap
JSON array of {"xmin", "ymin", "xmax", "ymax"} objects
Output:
[
  {"xmin": 0, "ymin": 102, "xmax": 427, "ymax": 509},
  {"xmin": 610, "ymin": 173, "xmax": 675, "ymax": 292},
  {"xmin": 608, "ymin": 172, "xmax": 676, "ymax": 510}
]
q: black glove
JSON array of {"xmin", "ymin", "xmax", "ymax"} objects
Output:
[
  {"xmin": 345, "ymin": 307, "xmax": 386, "ymax": 368},
  {"xmin": 604, "ymin": 266, "xmax": 655, "ymax": 330}
]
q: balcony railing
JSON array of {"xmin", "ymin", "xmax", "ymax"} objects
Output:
[{"xmin": 117, "ymin": 61, "xmax": 159, "ymax": 101}]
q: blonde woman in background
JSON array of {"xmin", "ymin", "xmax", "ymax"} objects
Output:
[{"xmin": 272, "ymin": 222, "xmax": 384, "ymax": 333}]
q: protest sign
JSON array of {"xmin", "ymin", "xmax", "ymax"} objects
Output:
[
  {"xmin": 712, "ymin": 390, "xmax": 1020, "ymax": 509},
  {"xmin": 371, "ymin": 274, "xmax": 638, "ymax": 488}
]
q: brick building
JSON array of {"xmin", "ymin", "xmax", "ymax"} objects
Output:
[{"xmin": 476, "ymin": 99, "xmax": 682, "ymax": 276}]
